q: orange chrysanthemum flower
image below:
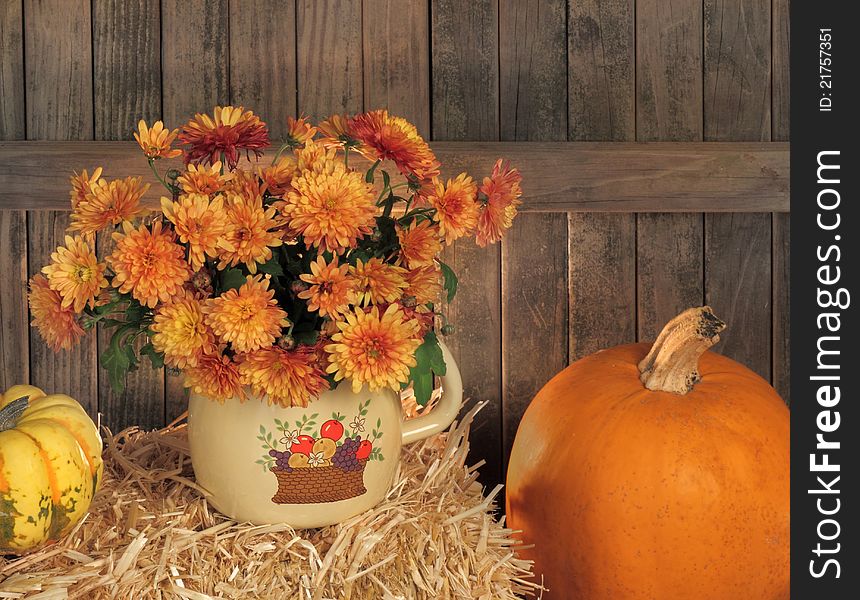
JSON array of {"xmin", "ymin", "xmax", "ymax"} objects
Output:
[
  {"xmin": 41, "ymin": 235, "xmax": 108, "ymax": 313},
  {"xmin": 177, "ymin": 162, "xmax": 231, "ymax": 194},
  {"xmin": 69, "ymin": 167, "xmax": 102, "ymax": 209},
  {"xmin": 476, "ymin": 160, "xmax": 523, "ymax": 247},
  {"xmin": 151, "ymin": 291, "xmax": 216, "ymax": 369},
  {"xmin": 428, "ymin": 173, "xmax": 479, "ymax": 245},
  {"xmin": 217, "ymin": 193, "xmax": 283, "ymax": 273},
  {"xmin": 179, "ymin": 105, "xmax": 270, "ymax": 169},
  {"xmin": 161, "ymin": 193, "xmax": 231, "ymax": 270},
  {"xmin": 350, "ymin": 258, "xmax": 408, "ymax": 307},
  {"xmin": 134, "ymin": 120, "xmax": 182, "ymax": 160},
  {"xmin": 225, "ymin": 167, "xmax": 267, "ymax": 199},
  {"xmin": 282, "ymin": 162, "xmax": 376, "ymax": 253},
  {"xmin": 109, "ymin": 220, "xmax": 192, "ymax": 308},
  {"xmin": 258, "ymin": 156, "xmax": 297, "ymax": 197},
  {"xmin": 317, "ymin": 114, "xmax": 357, "ymax": 149},
  {"xmin": 349, "ymin": 110, "xmax": 439, "ymax": 181},
  {"xmin": 298, "ymin": 255, "xmax": 354, "ymax": 318},
  {"xmin": 28, "ymin": 275, "xmax": 85, "ymax": 351},
  {"xmin": 285, "ymin": 115, "xmax": 317, "ymax": 146},
  {"xmin": 183, "ymin": 352, "xmax": 246, "ymax": 403},
  {"xmin": 293, "ymin": 138, "xmax": 338, "ymax": 173},
  {"xmin": 396, "ymin": 220, "xmax": 442, "ymax": 269},
  {"xmin": 69, "ymin": 176, "xmax": 150, "ymax": 239},
  {"xmin": 324, "ymin": 304, "xmax": 422, "ymax": 393},
  {"xmin": 204, "ymin": 275, "xmax": 288, "ymax": 353},
  {"xmin": 403, "ymin": 265, "xmax": 442, "ymax": 306},
  {"xmin": 238, "ymin": 346, "xmax": 328, "ymax": 408}
]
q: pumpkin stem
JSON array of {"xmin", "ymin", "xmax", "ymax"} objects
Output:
[
  {"xmin": 0, "ymin": 396, "xmax": 30, "ymax": 432},
  {"xmin": 638, "ymin": 307, "xmax": 725, "ymax": 394}
]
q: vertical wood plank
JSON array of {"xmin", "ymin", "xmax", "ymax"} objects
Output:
[
  {"xmin": 229, "ymin": 0, "xmax": 297, "ymax": 139},
  {"xmin": 362, "ymin": 0, "xmax": 430, "ymax": 137},
  {"xmin": 0, "ymin": 0, "xmax": 25, "ymax": 139},
  {"xmin": 569, "ymin": 213, "xmax": 636, "ymax": 359},
  {"xmin": 704, "ymin": 0, "xmax": 771, "ymax": 141},
  {"xmin": 568, "ymin": 0, "xmax": 637, "ymax": 366},
  {"xmin": 27, "ymin": 211, "xmax": 98, "ymax": 415},
  {"xmin": 499, "ymin": 0, "xmax": 567, "ymax": 141},
  {"xmin": 432, "ymin": 0, "xmax": 502, "ymax": 488},
  {"xmin": 636, "ymin": 0, "xmax": 703, "ymax": 141},
  {"xmin": 24, "ymin": 0, "xmax": 93, "ymax": 140},
  {"xmin": 637, "ymin": 214, "xmax": 704, "ymax": 340},
  {"xmin": 0, "ymin": 211, "xmax": 29, "ymax": 390},
  {"xmin": 772, "ymin": 212, "xmax": 789, "ymax": 403},
  {"xmin": 93, "ymin": 0, "xmax": 161, "ymax": 140},
  {"xmin": 499, "ymin": 0, "xmax": 568, "ymax": 475},
  {"xmin": 772, "ymin": 0, "xmax": 789, "ymax": 141},
  {"xmin": 431, "ymin": 0, "xmax": 499, "ymax": 140},
  {"xmin": 568, "ymin": 0, "xmax": 634, "ymax": 141},
  {"xmin": 297, "ymin": 0, "xmax": 363, "ymax": 119},
  {"xmin": 705, "ymin": 213, "xmax": 772, "ymax": 380},
  {"xmin": 161, "ymin": 0, "xmax": 229, "ymax": 126}
]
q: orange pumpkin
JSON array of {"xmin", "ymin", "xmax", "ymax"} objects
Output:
[{"xmin": 506, "ymin": 307, "xmax": 789, "ymax": 599}]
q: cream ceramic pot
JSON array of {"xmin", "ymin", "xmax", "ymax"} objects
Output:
[{"xmin": 187, "ymin": 342, "xmax": 462, "ymax": 528}]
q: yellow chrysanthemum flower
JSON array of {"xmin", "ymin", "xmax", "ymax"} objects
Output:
[
  {"xmin": 258, "ymin": 156, "xmax": 297, "ymax": 197},
  {"xmin": 403, "ymin": 265, "xmax": 442, "ymax": 306},
  {"xmin": 69, "ymin": 167, "xmax": 102, "ymax": 209},
  {"xmin": 69, "ymin": 176, "xmax": 150, "ymax": 239},
  {"xmin": 298, "ymin": 255, "xmax": 354, "ymax": 318},
  {"xmin": 325, "ymin": 304, "xmax": 422, "ymax": 393},
  {"xmin": 204, "ymin": 275, "xmax": 288, "ymax": 353},
  {"xmin": 293, "ymin": 138, "xmax": 338, "ymax": 172},
  {"xmin": 108, "ymin": 220, "xmax": 192, "ymax": 308},
  {"xmin": 161, "ymin": 193, "xmax": 231, "ymax": 270},
  {"xmin": 285, "ymin": 115, "xmax": 317, "ymax": 145},
  {"xmin": 177, "ymin": 162, "xmax": 231, "ymax": 195},
  {"xmin": 350, "ymin": 258, "xmax": 407, "ymax": 307},
  {"xmin": 183, "ymin": 353, "xmax": 246, "ymax": 403},
  {"xmin": 282, "ymin": 162, "xmax": 376, "ymax": 254},
  {"xmin": 41, "ymin": 235, "xmax": 108, "ymax": 313},
  {"xmin": 134, "ymin": 119, "xmax": 182, "ymax": 159},
  {"xmin": 237, "ymin": 346, "xmax": 328, "ymax": 408},
  {"xmin": 28, "ymin": 275, "xmax": 85, "ymax": 351},
  {"xmin": 216, "ymin": 193, "xmax": 283, "ymax": 273},
  {"xmin": 396, "ymin": 220, "xmax": 442, "ymax": 269},
  {"xmin": 428, "ymin": 173, "xmax": 479, "ymax": 245},
  {"xmin": 151, "ymin": 291, "xmax": 217, "ymax": 369}
]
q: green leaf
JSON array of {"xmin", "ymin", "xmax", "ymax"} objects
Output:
[
  {"xmin": 100, "ymin": 333, "xmax": 131, "ymax": 395},
  {"xmin": 258, "ymin": 258, "xmax": 284, "ymax": 276},
  {"xmin": 140, "ymin": 343, "xmax": 165, "ymax": 370},
  {"xmin": 365, "ymin": 159, "xmax": 381, "ymax": 183},
  {"xmin": 221, "ymin": 268, "xmax": 246, "ymax": 292},
  {"xmin": 438, "ymin": 260, "xmax": 458, "ymax": 302},
  {"xmin": 411, "ymin": 370, "xmax": 433, "ymax": 408}
]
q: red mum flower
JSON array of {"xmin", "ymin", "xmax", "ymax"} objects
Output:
[{"xmin": 179, "ymin": 106, "xmax": 270, "ymax": 169}]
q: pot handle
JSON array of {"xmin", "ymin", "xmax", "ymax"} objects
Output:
[{"xmin": 401, "ymin": 340, "xmax": 463, "ymax": 445}]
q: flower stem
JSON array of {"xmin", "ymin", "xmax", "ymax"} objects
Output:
[
  {"xmin": 271, "ymin": 142, "xmax": 290, "ymax": 165},
  {"xmin": 148, "ymin": 158, "xmax": 172, "ymax": 193}
]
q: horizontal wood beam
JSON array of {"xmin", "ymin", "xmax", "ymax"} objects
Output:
[{"xmin": 0, "ymin": 141, "xmax": 788, "ymax": 212}]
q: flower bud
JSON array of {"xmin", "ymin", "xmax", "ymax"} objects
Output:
[{"xmin": 440, "ymin": 324, "xmax": 455, "ymax": 336}]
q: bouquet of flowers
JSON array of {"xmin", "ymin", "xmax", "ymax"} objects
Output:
[{"xmin": 28, "ymin": 107, "xmax": 522, "ymax": 407}]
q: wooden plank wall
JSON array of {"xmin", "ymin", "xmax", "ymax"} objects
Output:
[{"xmin": 0, "ymin": 0, "xmax": 789, "ymax": 493}]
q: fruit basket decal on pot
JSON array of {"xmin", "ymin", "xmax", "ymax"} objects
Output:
[{"xmin": 257, "ymin": 399, "xmax": 384, "ymax": 504}]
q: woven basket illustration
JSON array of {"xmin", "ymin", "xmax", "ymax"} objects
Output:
[{"xmin": 271, "ymin": 459, "xmax": 369, "ymax": 504}]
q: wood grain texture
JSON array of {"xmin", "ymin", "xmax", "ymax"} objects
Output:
[
  {"xmin": 704, "ymin": 0, "xmax": 771, "ymax": 141},
  {"xmin": 166, "ymin": 372, "xmax": 188, "ymax": 424},
  {"xmin": 27, "ymin": 211, "xmax": 98, "ymax": 415},
  {"xmin": 0, "ymin": 141, "xmax": 790, "ymax": 212},
  {"xmin": 772, "ymin": 0, "xmax": 789, "ymax": 141},
  {"xmin": 431, "ymin": 0, "xmax": 499, "ymax": 140},
  {"xmin": 705, "ymin": 213, "xmax": 772, "ymax": 380},
  {"xmin": 637, "ymin": 213, "xmax": 704, "ymax": 341},
  {"xmin": 0, "ymin": 0, "xmax": 24, "ymax": 139},
  {"xmin": 24, "ymin": 0, "xmax": 93, "ymax": 140},
  {"xmin": 499, "ymin": 0, "xmax": 567, "ymax": 141},
  {"xmin": 772, "ymin": 212, "xmax": 789, "ymax": 403},
  {"xmin": 0, "ymin": 210, "xmax": 28, "ymax": 390},
  {"xmin": 636, "ymin": 0, "xmax": 703, "ymax": 141},
  {"xmin": 161, "ymin": 0, "xmax": 229, "ymax": 125},
  {"xmin": 501, "ymin": 213, "xmax": 568, "ymax": 461},
  {"xmin": 297, "ymin": 0, "xmax": 363, "ymax": 119},
  {"xmin": 568, "ymin": 212, "xmax": 636, "ymax": 360},
  {"xmin": 363, "ymin": 0, "xmax": 430, "ymax": 137},
  {"xmin": 568, "ymin": 0, "xmax": 634, "ymax": 141},
  {"xmin": 229, "ymin": 0, "xmax": 297, "ymax": 139},
  {"xmin": 93, "ymin": 0, "xmax": 161, "ymax": 140}
]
